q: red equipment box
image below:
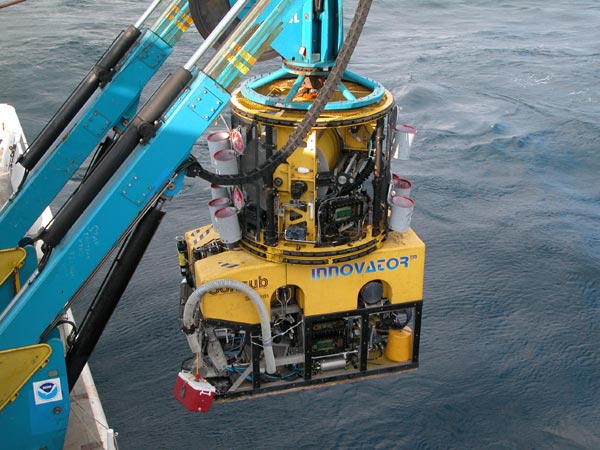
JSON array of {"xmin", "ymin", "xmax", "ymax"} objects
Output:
[{"xmin": 173, "ymin": 371, "xmax": 216, "ymax": 412}]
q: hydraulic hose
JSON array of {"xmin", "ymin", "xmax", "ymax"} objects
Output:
[
  {"xmin": 66, "ymin": 205, "xmax": 165, "ymax": 391},
  {"xmin": 194, "ymin": 0, "xmax": 374, "ymax": 186},
  {"xmin": 19, "ymin": 25, "xmax": 141, "ymax": 172},
  {"xmin": 39, "ymin": 67, "xmax": 193, "ymax": 251},
  {"xmin": 182, "ymin": 279, "xmax": 276, "ymax": 374}
]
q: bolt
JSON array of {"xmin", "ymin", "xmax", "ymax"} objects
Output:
[{"xmin": 53, "ymin": 407, "xmax": 62, "ymax": 414}]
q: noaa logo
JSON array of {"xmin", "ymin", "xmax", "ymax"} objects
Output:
[
  {"xmin": 33, "ymin": 378, "xmax": 63, "ymax": 405},
  {"xmin": 37, "ymin": 382, "xmax": 58, "ymax": 400}
]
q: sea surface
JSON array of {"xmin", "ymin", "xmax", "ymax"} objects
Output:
[{"xmin": 1, "ymin": 1, "xmax": 599, "ymax": 449}]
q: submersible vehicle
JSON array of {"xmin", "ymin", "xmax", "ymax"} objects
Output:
[{"xmin": 174, "ymin": 0, "xmax": 424, "ymax": 407}]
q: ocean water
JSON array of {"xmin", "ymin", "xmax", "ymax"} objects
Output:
[{"xmin": 1, "ymin": 1, "xmax": 599, "ymax": 449}]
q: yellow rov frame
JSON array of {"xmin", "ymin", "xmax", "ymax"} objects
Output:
[{"xmin": 177, "ymin": 80, "xmax": 425, "ymax": 400}]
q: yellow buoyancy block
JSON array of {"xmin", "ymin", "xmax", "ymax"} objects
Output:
[{"xmin": 384, "ymin": 328, "xmax": 413, "ymax": 362}]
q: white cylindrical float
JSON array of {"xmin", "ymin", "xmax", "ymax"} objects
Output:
[
  {"xmin": 213, "ymin": 149, "xmax": 239, "ymax": 177},
  {"xmin": 214, "ymin": 206, "xmax": 242, "ymax": 245},
  {"xmin": 392, "ymin": 124, "xmax": 417, "ymax": 160},
  {"xmin": 208, "ymin": 197, "xmax": 231, "ymax": 231},
  {"xmin": 210, "ymin": 183, "xmax": 229, "ymax": 199},
  {"xmin": 207, "ymin": 130, "xmax": 230, "ymax": 165},
  {"xmin": 390, "ymin": 175, "xmax": 412, "ymax": 199},
  {"xmin": 389, "ymin": 196, "xmax": 415, "ymax": 233}
]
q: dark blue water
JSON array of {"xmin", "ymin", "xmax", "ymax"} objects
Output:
[{"xmin": 2, "ymin": 1, "xmax": 599, "ymax": 449}]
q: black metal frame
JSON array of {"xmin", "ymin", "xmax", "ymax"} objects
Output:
[{"xmin": 204, "ymin": 300, "xmax": 422, "ymax": 401}]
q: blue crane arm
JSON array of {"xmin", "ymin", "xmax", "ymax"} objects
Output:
[
  {"xmin": 0, "ymin": 72, "xmax": 229, "ymax": 348},
  {"xmin": 0, "ymin": 0, "xmax": 304, "ymax": 349},
  {"xmin": 0, "ymin": 0, "xmax": 192, "ymax": 249}
]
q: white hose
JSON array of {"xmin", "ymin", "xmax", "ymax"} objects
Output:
[{"xmin": 182, "ymin": 279, "xmax": 276, "ymax": 374}]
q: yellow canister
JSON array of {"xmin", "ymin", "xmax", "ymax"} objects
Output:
[{"xmin": 384, "ymin": 328, "xmax": 413, "ymax": 362}]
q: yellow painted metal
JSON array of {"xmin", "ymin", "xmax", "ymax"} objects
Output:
[
  {"xmin": 384, "ymin": 328, "xmax": 413, "ymax": 362},
  {"xmin": 0, "ymin": 343, "xmax": 52, "ymax": 410},
  {"xmin": 186, "ymin": 224, "xmax": 283, "ymax": 323},
  {"xmin": 240, "ymin": 229, "xmax": 384, "ymax": 265},
  {"xmin": 231, "ymin": 85, "xmax": 395, "ymax": 126},
  {"xmin": 266, "ymin": 128, "xmax": 341, "ymax": 243},
  {"xmin": 194, "ymin": 247, "xmax": 286, "ymax": 323},
  {"xmin": 188, "ymin": 226, "xmax": 425, "ymax": 322},
  {"xmin": 287, "ymin": 229, "xmax": 425, "ymax": 315},
  {"xmin": 0, "ymin": 247, "xmax": 26, "ymax": 293}
]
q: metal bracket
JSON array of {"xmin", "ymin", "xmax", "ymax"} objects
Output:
[{"xmin": 0, "ymin": 343, "xmax": 52, "ymax": 411}]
